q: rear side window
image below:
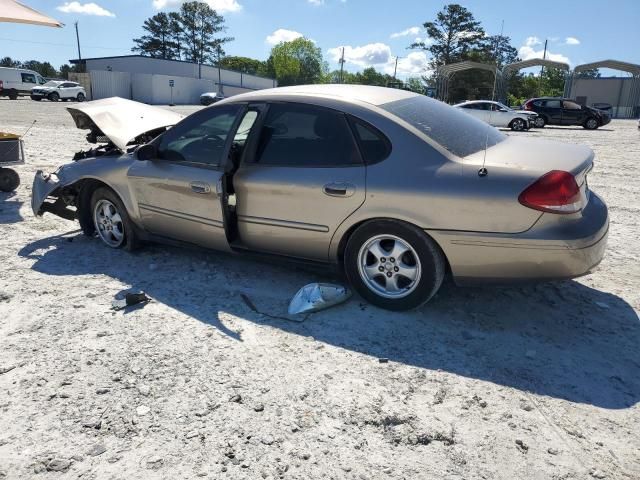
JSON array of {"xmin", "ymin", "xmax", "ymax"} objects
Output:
[
  {"xmin": 256, "ymin": 103, "xmax": 360, "ymax": 167},
  {"xmin": 545, "ymin": 100, "xmax": 561, "ymax": 108},
  {"xmin": 380, "ymin": 96, "xmax": 505, "ymax": 158},
  {"xmin": 350, "ymin": 118, "xmax": 390, "ymax": 164}
]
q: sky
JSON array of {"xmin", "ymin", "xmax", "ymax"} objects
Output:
[{"xmin": 2, "ymin": 0, "xmax": 640, "ymax": 79}]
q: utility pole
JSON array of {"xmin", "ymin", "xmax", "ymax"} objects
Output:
[
  {"xmin": 339, "ymin": 47, "xmax": 345, "ymax": 83},
  {"xmin": 74, "ymin": 21, "xmax": 82, "ymax": 72},
  {"xmin": 393, "ymin": 56, "xmax": 399, "ymax": 80},
  {"xmin": 538, "ymin": 39, "xmax": 548, "ymax": 96}
]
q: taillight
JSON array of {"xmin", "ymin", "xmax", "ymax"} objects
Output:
[
  {"xmin": 518, "ymin": 170, "xmax": 582, "ymax": 214},
  {"xmin": 0, "ymin": 80, "xmax": 3, "ymax": 90},
  {"xmin": 524, "ymin": 100, "xmax": 533, "ymax": 110}
]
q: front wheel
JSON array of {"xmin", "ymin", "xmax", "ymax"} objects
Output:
[
  {"xmin": 510, "ymin": 118, "xmax": 526, "ymax": 131},
  {"xmin": 344, "ymin": 220, "xmax": 446, "ymax": 311},
  {"xmin": 534, "ymin": 116, "xmax": 546, "ymax": 128},
  {"xmin": 48, "ymin": 92, "xmax": 60, "ymax": 102},
  {"xmin": 0, "ymin": 168, "xmax": 20, "ymax": 192},
  {"xmin": 584, "ymin": 117, "xmax": 599, "ymax": 130},
  {"xmin": 90, "ymin": 187, "xmax": 138, "ymax": 250}
]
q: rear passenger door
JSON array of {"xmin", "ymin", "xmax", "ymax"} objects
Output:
[
  {"xmin": 232, "ymin": 102, "xmax": 366, "ymax": 261},
  {"xmin": 561, "ymin": 100, "xmax": 583, "ymax": 125},
  {"xmin": 543, "ymin": 99, "xmax": 562, "ymax": 124}
]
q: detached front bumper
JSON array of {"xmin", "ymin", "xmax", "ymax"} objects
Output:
[
  {"xmin": 429, "ymin": 192, "xmax": 609, "ymax": 285},
  {"xmin": 32, "ymin": 170, "xmax": 76, "ymax": 220}
]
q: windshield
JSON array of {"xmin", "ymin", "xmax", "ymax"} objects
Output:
[
  {"xmin": 380, "ymin": 96, "xmax": 506, "ymax": 158},
  {"xmin": 43, "ymin": 81, "xmax": 62, "ymax": 87}
]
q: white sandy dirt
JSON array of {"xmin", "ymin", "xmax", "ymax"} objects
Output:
[{"xmin": 0, "ymin": 99, "xmax": 639, "ymax": 479}]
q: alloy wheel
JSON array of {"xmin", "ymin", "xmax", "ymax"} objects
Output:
[
  {"xmin": 93, "ymin": 199, "xmax": 125, "ymax": 247},
  {"xmin": 357, "ymin": 234, "xmax": 422, "ymax": 299}
]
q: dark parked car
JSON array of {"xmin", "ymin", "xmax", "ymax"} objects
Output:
[{"xmin": 523, "ymin": 97, "xmax": 611, "ymax": 129}]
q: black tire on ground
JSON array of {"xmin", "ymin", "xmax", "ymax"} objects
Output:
[
  {"xmin": 30, "ymin": 96, "xmax": 42, "ymax": 101},
  {"xmin": 8, "ymin": 90, "xmax": 18, "ymax": 100},
  {"xmin": 77, "ymin": 92, "xmax": 86, "ymax": 102},
  {"xmin": 344, "ymin": 219, "xmax": 446, "ymax": 311},
  {"xmin": 584, "ymin": 117, "xmax": 599, "ymax": 130},
  {"xmin": 0, "ymin": 168, "xmax": 20, "ymax": 192},
  {"xmin": 534, "ymin": 116, "xmax": 546, "ymax": 128},
  {"xmin": 48, "ymin": 92, "xmax": 60, "ymax": 102},
  {"xmin": 89, "ymin": 187, "xmax": 139, "ymax": 251},
  {"xmin": 509, "ymin": 118, "xmax": 527, "ymax": 131}
]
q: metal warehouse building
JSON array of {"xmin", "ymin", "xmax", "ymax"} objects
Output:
[{"xmin": 69, "ymin": 55, "xmax": 277, "ymax": 105}]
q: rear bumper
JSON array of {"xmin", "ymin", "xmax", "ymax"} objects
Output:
[{"xmin": 429, "ymin": 192, "xmax": 609, "ymax": 285}]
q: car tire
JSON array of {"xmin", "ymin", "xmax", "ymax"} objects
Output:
[
  {"xmin": 509, "ymin": 118, "xmax": 526, "ymax": 131},
  {"xmin": 30, "ymin": 96, "xmax": 41, "ymax": 101},
  {"xmin": 8, "ymin": 90, "xmax": 18, "ymax": 100},
  {"xmin": 90, "ymin": 187, "xmax": 138, "ymax": 251},
  {"xmin": 344, "ymin": 220, "xmax": 446, "ymax": 311},
  {"xmin": 77, "ymin": 92, "xmax": 86, "ymax": 102},
  {"xmin": 0, "ymin": 168, "xmax": 20, "ymax": 192},
  {"xmin": 534, "ymin": 116, "xmax": 546, "ymax": 128},
  {"xmin": 48, "ymin": 92, "xmax": 60, "ymax": 102},
  {"xmin": 584, "ymin": 117, "xmax": 599, "ymax": 130}
]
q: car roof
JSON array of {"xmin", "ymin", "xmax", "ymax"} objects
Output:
[{"xmin": 221, "ymin": 84, "xmax": 418, "ymax": 107}]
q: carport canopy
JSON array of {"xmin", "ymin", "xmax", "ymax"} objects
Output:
[
  {"xmin": 573, "ymin": 59, "xmax": 640, "ymax": 77},
  {"xmin": 0, "ymin": 0, "xmax": 63, "ymax": 27},
  {"xmin": 437, "ymin": 61, "xmax": 501, "ymax": 78},
  {"xmin": 502, "ymin": 58, "xmax": 570, "ymax": 77}
]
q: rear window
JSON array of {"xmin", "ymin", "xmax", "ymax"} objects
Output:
[{"xmin": 380, "ymin": 96, "xmax": 505, "ymax": 158}]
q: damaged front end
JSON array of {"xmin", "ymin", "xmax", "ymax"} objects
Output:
[
  {"xmin": 32, "ymin": 96, "xmax": 184, "ymax": 222},
  {"xmin": 32, "ymin": 168, "xmax": 79, "ymax": 220}
]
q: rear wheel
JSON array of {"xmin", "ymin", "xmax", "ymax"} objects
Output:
[
  {"xmin": 8, "ymin": 90, "xmax": 18, "ymax": 100},
  {"xmin": 344, "ymin": 220, "xmax": 445, "ymax": 311},
  {"xmin": 90, "ymin": 187, "xmax": 138, "ymax": 250},
  {"xmin": 77, "ymin": 92, "xmax": 86, "ymax": 102},
  {"xmin": 534, "ymin": 116, "xmax": 546, "ymax": 128},
  {"xmin": 584, "ymin": 117, "xmax": 599, "ymax": 130},
  {"xmin": 48, "ymin": 92, "xmax": 60, "ymax": 102},
  {"xmin": 0, "ymin": 168, "xmax": 20, "ymax": 192},
  {"xmin": 509, "ymin": 118, "xmax": 526, "ymax": 131}
]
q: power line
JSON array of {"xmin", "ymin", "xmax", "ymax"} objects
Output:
[{"xmin": 0, "ymin": 37, "xmax": 127, "ymax": 51}]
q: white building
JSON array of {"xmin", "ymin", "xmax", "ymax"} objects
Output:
[{"xmin": 70, "ymin": 55, "xmax": 277, "ymax": 105}]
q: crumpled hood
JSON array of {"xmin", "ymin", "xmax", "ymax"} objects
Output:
[{"xmin": 66, "ymin": 97, "xmax": 185, "ymax": 151}]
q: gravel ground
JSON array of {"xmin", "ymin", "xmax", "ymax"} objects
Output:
[{"xmin": 0, "ymin": 98, "xmax": 639, "ymax": 480}]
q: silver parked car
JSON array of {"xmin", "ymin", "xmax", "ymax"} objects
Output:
[{"xmin": 32, "ymin": 86, "xmax": 609, "ymax": 311}]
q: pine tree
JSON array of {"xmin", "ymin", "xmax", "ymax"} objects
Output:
[
  {"xmin": 175, "ymin": 1, "xmax": 233, "ymax": 65},
  {"xmin": 132, "ymin": 12, "xmax": 179, "ymax": 59}
]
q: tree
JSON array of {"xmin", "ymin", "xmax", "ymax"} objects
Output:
[
  {"xmin": 269, "ymin": 37, "xmax": 326, "ymax": 86},
  {"xmin": 1, "ymin": 57, "xmax": 20, "ymax": 68},
  {"xmin": 132, "ymin": 12, "xmax": 179, "ymax": 59},
  {"xmin": 482, "ymin": 34, "xmax": 519, "ymax": 68},
  {"xmin": 59, "ymin": 64, "xmax": 76, "ymax": 80},
  {"xmin": 577, "ymin": 68, "xmax": 600, "ymax": 78},
  {"xmin": 410, "ymin": 4, "xmax": 485, "ymax": 68},
  {"xmin": 405, "ymin": 77, "xmax": 426, "ymax": 93},
  {"xmin": 176, "ymin": 1, "xmax": 233, "ymax": 64},
  {"xmin": 219, "ymin": 56, "xmax": 266, "ymax": 75},
  {"xmin": 20, "ymin": 60, "xmax": 57, "ymax": 78}
]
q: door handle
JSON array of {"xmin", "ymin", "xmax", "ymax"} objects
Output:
[
  {"xmin": 323, "ymin": 182, "xmax": 355, "ymax": 197},
  {"xmin": 190, "ymin": 181, "xmax": 211, "ymax": 194}
]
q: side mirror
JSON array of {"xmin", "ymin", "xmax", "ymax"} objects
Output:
[{"xmin": 136, "ymin": 144, "xmax": 157, "ymax": 161}]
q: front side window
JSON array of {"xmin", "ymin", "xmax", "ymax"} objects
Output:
[
  {"xmin": 158, "ymin": 105, "xmax": 241, "ymax": 166},
  {"xmin": 256, "ymin": 103, "xmax": 360, "ymax": 166},
  {"xmin": 21, "ymin": 73, "xmax": 36, "ymax": 84},
  {"xmin": 380, "ymin": 96, "xmax": 505, "ymax": 158}
]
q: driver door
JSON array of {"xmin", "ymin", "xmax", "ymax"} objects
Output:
[{"xmin": 127, "ymin": 104, "xmax": 243, "ymax": 250}]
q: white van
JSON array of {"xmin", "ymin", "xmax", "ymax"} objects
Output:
[{"xmin": 0, "ymin": 67, "xmax": 46, "ymax": 100}]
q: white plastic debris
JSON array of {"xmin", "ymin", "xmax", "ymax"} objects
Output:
[{"xmin": 288, "ymin": 283, "xmax": 351, "ymax": 315}]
